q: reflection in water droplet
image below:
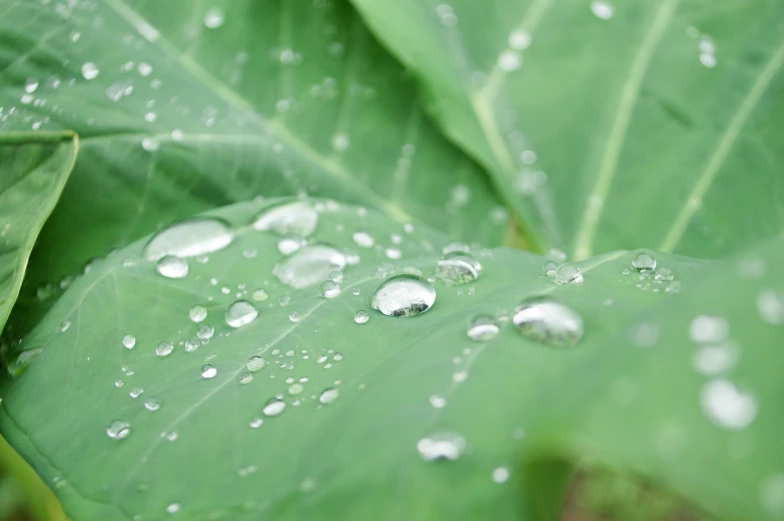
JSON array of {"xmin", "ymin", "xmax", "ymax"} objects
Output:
[
  {"xmin": 554, "ymin": 264, "xmax": 583, "ymax": 284},
  {"xmin": 757, "ymin": 289, "xmax": 784, "ymax": 326},
  {"xmin": 247, "ymin": 356, "xmax": 266, "ymax": 372},
  {"xmin": 319, "ymin": 387, "xmax": 339, "ymax": 404},
  {"xmin": 513, "ymin": 297, "xmax": 584, "ymax": 347},
  {"xmin": 106, "ymin": 420, "xmax": 131, "ymax": 439},
  {"xmin": 253, "ymin": 201, "xmax": 318, "ymax": 237},
  {"xmin": 273, "ymin": 245, "xmax": 346, "ymax": 289},
  {"xmin": 263, "ymin": 398, "xmax": 286, "ymax": 417},
  {"xmin": 416, "ymin": 432, "xmax": 466, "ymax": 461},
  {"xmin": 354, "ymin": 310, "xmax": 369, "ymax": 324},
  {"xmin": 701, "ymin": 378, "xmax": 757, "ymax": 430},
  {"xmin": 225, "ymin": 300, "xmax": 258, "ymax": 328},
  {"xmin": 189, "ymin": 305, "xmax": 207, "ymax": 323},
  {"xmin": 371, "ymin": 275, "xmax": 436, "ymax": 317},
  {"xmin": 201, "ymin": 364, "xmax": 217, "ymax": 379},
  {"xmin": 631, "ymin": 252, "xmax": 656, "ymax": 272},
  {"xmin": 320, "ymin": 281, "xmax": 340, "ymax": 298},
  {"xmin": 156, "ymin": 342, "xmax": 174, "ymax": 357},
  {"xmin": 144, "ymin": 217, "xmax": 233, "ymax": 260},
  {"xmin": 122, "ymin": 335, "xmax": 136, "ymax": 349},
  {"xmin": 689, "ymin": 315, "xmax": 729, "ymax": 344},
  {"xmin": 436, "ymin": 253, "xmax": 482, "ymax": 285},
  {"xmin": 467, "ymin": 315, "xmax": 500, "ymax": 342}
]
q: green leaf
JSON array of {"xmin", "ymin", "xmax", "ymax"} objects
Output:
[
  {"xmin": 0, "ymin": 130, "xmax": 76, "ymax": 332},
  {"xmin": 0, "ymin": 197, "xmax": 718, "ymax": 521},
  {"xmin": 349, "ymin": 0, "xmax": 784, "ymax": 259},
  {"xmin": 0, "ymin": 0, "xmax": 507, "ymax": 308}
]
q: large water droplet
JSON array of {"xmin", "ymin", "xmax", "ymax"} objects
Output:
[
  {"xmin": 189, "ymin": 305, "xmax": 207, "ymax": 323},
  {"xmin": 371, "ymin": 275, "xmax": 436, "ymax": 317},
  {"xmin": 247, "ymin": 356, "xmax": 266, "ymax": 372},
  {"xmin": 554, "ymin": 263, "xmax": 583, "ymax": 284},
  {"xmin": 319, "ymin": 387, "xmax": 339, "ymax": 404},
  {"xmin": 263, "ymin": 398, "xmax": 286, "ymax": 417},
  {"xmin": 225, "ymin": 300, "xmax": 258, "ymax": 328},
  {"xmin": 416, "ymin": 432, "xmax": 466, "ymax": 461},
  {"xmin": 467, "ymin": 315, "xmax": 500, "ymax": 342},
  {"xmin": 253, "ymin": 201, "xmax": 318, "ymax": 237},
  {"xmin": 631, "ymin": 252, "xmax": 656, "ymax": 272},
  {"xmin": 700, "ymin": 378, "xmax": 757, "ymax": 430},
  {"xmin": 197, "ymin": 324, "xmax": 214, "ymax": 340},
  {"xmin": 156, "ymin": 255, "xmax": 189, "ymax": 278},
  {"xmin": 436, "ymin": 253, "xmax": 482, "ymax": 285},
  {"xmin": 273, "ymin": 245, "xmax": 346, "ymax": 289},
  {"xmin": 106, "ymin": 420, "xmax": 131, "ymax": 439},
  {"xmin": 144, "ymin": 217, "xmax": 233, "ymax": 260},
  {"xmin": 512, "ymin": 297, "xmax": 584, "ymax": 346}
]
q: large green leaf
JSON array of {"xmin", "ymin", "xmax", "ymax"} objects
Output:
[
  {"xmin": 0, "ymin": 130, "xmax": 75, "ymax": 331},
  {"xmin": 1, "ymin": 197, "xmax": 728, "ymax": 521},
  {"xmin": 0, "ymin": 0, "xmax": 506, "ymax": 311},
  {"xmin": 350, "ymin": 0, "xmax": 784, "ymax": 259}
]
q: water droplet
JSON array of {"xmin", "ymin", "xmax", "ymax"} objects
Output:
[
  {"xmin": 239, "ymin": 373, "xmax": 253, "ymax": 384},
  {"xmin": 142, "ymin": 137, "xmax": 159, "ymax": 152},
  {"xmin": 273, "ymin": 245, "xmax": 346, "ymax": 289},
  {"xmin": 288, "ymin": 383, "xmax": 304, "ymax": 395},
  {"xmin": 263, "ymin": 398, "xmax": 286, "ymax": 416},
  {"xmin": 429, "ymin": 395, "xmax": 447, "ymax": 408},
  {"xmin": 699, "ymin": 53, "xmax": 717, "ymax": 68},
  {"xmin": 513, "ymin": 297, "xmax": 584, "ymax": 347},
  {"xmin": 189, "ymin": 305, "xmax": 207, "ymax": 323},
  {"xmin": 156, "ymin": 341, "xmax": 174, "ymax": 357},
  {"xmin": 167, "ymin": 503, "xmax": 181, "ymax": 514},
  {"xmin": 542, "ymin": 261, "xmax": 557, "ymax": 277},
  {"xmin": 253, "ymin": 201, "xmax": 318, "ymax": 237},
  {"xmin": 81, "ymin": 62, "xmax": 100, "ymax": 80},
  {"xmin": 352, "ymin": 231, "xmax": 374, "ymax": 248},
  {"xmin": 498, "ymin": 50, "xmax": 521, "ymax": 71},
  {"xmin": 757, "ymin": 289, "xmax": 784, "ymax": 325},
  {"xmin": 60, "ymin": 320, "xmax": 71, "ymax": 332},
  {"xmin": 225, "ymin": 300, "xmax": 258, "ymax": 328},
  {"xmin": 144, "ymin": 398, "xmax": 161, "ymax": 411},
  {"xmin": 252, "ymin": 289, "xmax": 268, "ymax": 301},
  {"xmin": 106, "ymin": 420, "xmax": 131, "ymax": 439},
  {"xmin": 24, "ymin": 77, "xmax": 39, "ymax": 93},
  {"xmin": 197, "ymin": 324, "xmax": 214, "ymax": 340},
  {"xmin": 416, "ymin": 432, "xmax": 466, "ymax": 461},
  {"xmin": 185, "ymin": 339, "xmax": 199, "ymax": 352},
  {"xmin": 629, "ymin": 322, "xmax": 659, "ymax": 348},
  {"xmin": 289, "ymin": 311, "xmax": 301, "ymax": 322},
  {"xmin": 354, "ymin": 310, "xmax": 369, "ymax": 324},
  {"xmin": 654, "ymin": 268, "xmax": 674, "ymax": 281},
  {"xmin": 436, "ymin": 253, "xmax": 482, "ymax": 285},
  {"xmin": 760, "ymin": 473, "xmax": 784, "ymax": 517},
  {"xmin": 492, "ymin": 466, "xmax": 510, "ymax": 483},
  {"xmin": 442, "ymin": 242, "xmax": 470, "ymax": 255},
  {"xmin": 249, "ymin": 418, "xmax": 263, "ymax": 428},
  {"xmin": 701, "ymin": 378, "xmax": 757, "ymax": 430},
  {"xmin": 689, "ymin": 315, "xmax": 729, "ymax": 344},
  {"xmin": 203, "ymin": 7, "xmax": 224, "ymax": 28},
  {"xmin": 320, "ymin": 281, "xmax": 340, "ymax": 298},
  {"xmin": 590, "ymin": 0, "xmax": 615, "ymax": 19},
  {"xmin": 508, "ymin": 30, "xmax": 531, "ymax": 50},
  {"xmin": 122, "ymin": 335, "xmax": 136, "ymax": 349},
  {"xmin": 467, "ymin": 315, "xmax": 500, "ymax": 342},
  {"xmin": 277, "ymin": 234, "xmax": 306, "ymax": 255},
  {"xmin": 631, "ymin": 252, "xmax": 656, "ymax": 271},
  {"xmin": 554, "ymin": 263, "xmax": 583, "ymax": 284},
  {"xmin": 144, "ymin": 218, "xmax": 233, "ymax": 260},
  {"xmin": 371, "ymin": 275, "xmax": 436, "ymax": 317},
  {"xmin": 201, "ymin": 364, "xmax": 217, "ymax": 379},
  {"xmin": 319, "ymin": 387, "xmax": 339, "ymax": 404},
  {"xmin": 693, "ymin": 342, "xmax": 739, "ymax": 375},
  {"xmin": 156, "ymin": 255, "xmax": 189, "ymax": 278},
  {"xmin": 331, "ymin": 133, "xmax": 350, "ymax": 151},
  {"xmin": 130, "ymin": 387, "xmax": 144, "ymax": 398}
]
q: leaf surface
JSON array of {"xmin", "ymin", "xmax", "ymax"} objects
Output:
[{"xmin": 350, "ymin": 0, "xmax": 784, "ymax": 259}]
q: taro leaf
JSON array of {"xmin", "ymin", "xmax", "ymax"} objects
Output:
[
  {"xmin": 350, "ymin": 0, "xmax": 784, "ymax": 259},
  {"xmin": 529, "ymin": 235, "xmax": 784, "ymax": 521},
  {"xmin": 0, "ymin": 0, "xmax": 506, "ymax": 329},
  {"xmin": 0, "ymin": 197, "xmax": 714, "ymax": 521},
  {"xmin": 0, "ymin": 130, "xmax": 76, "ymax": 332}
]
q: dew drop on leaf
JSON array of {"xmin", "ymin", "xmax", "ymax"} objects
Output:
[
  {"xmin": 689, "ymin": 315, "xmax": 729, "ymax": 344},
  {"xmin": 700, "ymin": 378, "xmax": 757, "ymax": 430},
  {"xmin": 129, "ymin": 387, "xmax": 144, "ymax": 398},
  {"xmin": 156, "ymin": 255, "xmax": 189, "ymax": 279},
  {"xmin": 631, "ymin": 252, "xmax": 656, "ymax": 272},
  {"xmin": 144, "ymin": 398, "xmax": 161, "ymax": 411},
  {"xmin": 654, "ymin": 268, "xmax": 674, "ymax": 281},
  {"xmin": 203, "ymin": 7, "xmax": 224, "ymax": 28},
  {"xmin": 106, "ymin": 420, "xmax": 130, "ymax": 439},
  {"xmin": 492, "ymin": 466, "xmax": 511, "ymax": 484},
  {"xmin": 352, "ymin": 231, "xmax": 375, "ymax": 248},
  {"xmin": 225, "ymin": 300, "xmax": 258, "ymax": 328},
  {"xmin": 156, "ymin": 341, "xmax": 174, "ymax": 357},
  {"xmin": 756, "ymin": 289, "xmax": 784, "ymax": 325},
  {"xmin": 436, "ymin": 253, "xmax": 482, "ymax": 285},
  {"xmin": 590, "ymin": 0, "xmax": 615, "ymax": 19},
  {"xmin": 416, "ymin": 432, "xmax": 466, "ymax": 461},
  {"xmin": 320, "ymin": 280, "xmax": 340, "ymax": 298},
  {"xmin": 189, "ymin": 305, "xmax": 207, "ymax": 323},
  {"xmin": 197, "ymin": 324, "xmax": 214, "ymax": 340},
  {"xmin": 263, "ymin": 398, "xmax": 286, "ymax": 417},
  {"xmin": 319, "ymin": 387, "xmax": 339, "ymax": 404},
  {"xmin": 201, "ymin": 364, "xmax": 217, "ymax": 379},
  {"xmin": 273, "ymin": 245, "xmax": 346, "ymax": 289},
  {"xmin": 542, "ymin": 261, "xmax": 557, "ymax": 277},
  {"xmin": 371, "ymin": 274, "xmax": 436, "ymax": 317},
  {"xmin": 81, "ymin": 62, "xmax": 99, "ymax": 80},
  {"xmin": 353, "ymin": 310, "xmax": 369, "ymax": 324},
  {"xmin": 246, "ymin": 356, "xmax": 266, "ymax": 373},
  {"xmin": 513, "ymin": 297, "xmax": 584, "ymax": 347},
  {"xmin": 144, "ymin": 217, "xmax": 233, "ymax": 260},
  {"xmin": 166, "ymin": 503, "xmax": 181, "ymax": 514},
  {"xmin": 288, "ymin": 383, "xmax": 304, "ymax": 395},
  {"xmin": 122, "ymin": 335, "xmax": 136, "ymax": 349},
  {"xmin": 554, "ymin": 263, "xmax": 583, "ymax": 285},
  {"xmin": 253, "ymin": 201, "xmax": 318, "ymax": 237},
  {"xmin": 252, "ymin": 289, "xmax": 269, "ymax": 301},
  {"xmin": 467, "ymin": 315, "xmax": 500, "ymax": 342}
]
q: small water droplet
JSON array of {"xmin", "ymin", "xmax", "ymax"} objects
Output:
[
  {"xmin": 278, "ymin": 234, "xmax": 306, "ymax": 255},
  {"xmin": 467, "ymin": 315, "xmax": 500, "ymax": 342},
  {"xmin": 144, "ymin": 398, "xmax": 161, "ymax": 411},
  {"xmin": 197, "ymin": 324, "xmax": 214, "ymax": 340},
  {"xmin": 508, "ymin": 30, "xmax": 531, "ymax": 50},
  {"xmin": 106, "ymin": 420, "xmax": 131, "ymax": 439},
  {"xmin": 416, "ymin": 432, "xmax": 466, "ymax": 461},
  {"xmin": 166, "ymin": 503, "xmax": 181, "ymax": 514},
  {"xmin": 122, "ymin": 335, "xmax": 136, "ymax": 349},
  {"xmin": 629, "ymin": 322, "xmax": 659, "ymax": 347},
  {"xmin": 184, "ymin": 339, "xmax": 199, "ymax": 352},
  {"xmin": 331, "ymin": 133, "xmax": 350, "ymax": 151},
  {"xmin": 757, "ymin": 289, "xmax": 784, "ymax": 325},
  {"xmin": 225, "ymin": 300, "xmax": 258, "ymax": 328},
  {"xmin": 189, "ymin": 305, "xmax": 207, "ymax": 323},
  {"xmin": 654, "ymin": 268, "xmax": 674, "ymax": 281},
  {"xmin": 60, "ymin": 320, "xmax": 71, "ymax": 332},
  {"xmin": 631, "ymin": 252, "xmax": 656, "ymax": 272},
  {"xmin": 156, "ymin": 255, "xmax": 189, "ymax": 278},
  {"xmin": 554, "ymin": 263, "xmax": 583, "ymax": 284},
  {"xmin": 252, "ymin": 289, "xmax": 268, "ymax": 301},
  {"xmin": 513, "ymin": 297, "xmax": 584, "ymax": 347},
  {"xmin": 253, "ymin": 201, "xmax": 318, "ymax": 237},
  {"xmin": 319, "ymin": 387, "xmax": 339, "ymax": 404},
  {"xmin": 263, "ymin": 398, "xmax": 286, "ymax": 416},
  {"xmin": 273, "ymin": 245, "xmax": 346, "ymax": 289},
  {"xmin": 693, "ymin": 342, "xmax": 739, "ymax": 375},
  {"xmin": 590, "ymin": 0, "xmax": 615, "ymax": 19},
  {"xmin": 203, "ymin": 7, "xmax": 224, "ymax": 28},
  {"xmin": 498, "ymin": 50, "xmax": 521, "ymax": 71},
  {"xmin": 201, "ymin": 364, "xmax": 217, "ymax": 379},
  {"xmin": 246, "ymin": 356, "xmax": 267, "ymax": 373},
  {"xmin": 288, "ymin": 383, "xmax": 304, "ymax": 395},
  {"xmin": 289, "ymin": 311, "xmax": 301, "ymax": 322},
  {"xmin": 371, "ymin": 274, "xmax": 436, "ymax": 317},
  {"xmin": 429, "ymin": 395, "xmax": 446, "ymax": 408},
  {"xmin": 144, "ymin": 217, "xmax": 233, "ymax": 260},
  {"xmin": 701, "ymin": 378, "xmax": 757, "ymax": 430},
  {"xmin": 239, "ymin": 372, "xmax": 253, "ymax": 384},
  {"xmin": 436, "ymin": 253, "xmax": 482, "ymax": 285},
  {"xmin": 354, "ymin": 310, "xmax": 370, "ymax": 324},
  {"xmin": 249, "ymin": 418, "xmax": 264, "ymax": 428},
  {"xmin": 81, "ymin": 62, "xmax": 100, "ymax": 80},
  {"xmin": 352, "ymin": 231, "xmax": 374, "ymax": 248},
  {"xmin": 156, "ymin": 341, "xmax": 174, "ymax": 357},
  {"xmin": 689, "ymin": 315, "xmax": 729, "ymax": 344},
  {"xmin": 492, "ymin": 466, "xmax": 510, "ymax": 483},
  {"xmin": 542, "ymin": 261, "xmax": 557, "ymax": 277},
  {"xmin": 130, "ymin": 387, "xmax": 144, "ymax": 398},
  {"xmin": 320, "ymin": 281, "xmax": 340, "ymax": 298}
]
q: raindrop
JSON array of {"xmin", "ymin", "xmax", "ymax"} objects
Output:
[
  {"xmin": 319, "ymin": 387, "xmax": 339, "ymax": 404},
  {"xmin": 106, "ymin": 420, "xmax": 131, "ymax": 439},
  {"xmin": 167, "ymin": 503, "xmax": 181, "ymax": 514},
  {"xmin": 554, "ymin": 263, "xmax": 583, "ymax": 284},
  {"xmin": 508, "ymin": 30, "xmax": 531, "ymax": 50},
  {"xmin": 590, "ymin": 0, "xmax": 615, "ymax": 19},
  {"xmin": 130, "ymin": 387, "xmax": 144, "ymax": 399},
  {"xmin": 757, "ymin": 289, "xmax": 784, "ymax": 325},
  {"xmin": 278, "ymin": 234, "xmax": 306, "ymax": 255},
  {"xmin": 252, "ymin": 289, "xmax": 269, "ymax": 301},
  {"xmin": 203, "ymin": 7, "xmax": 224, "ymax": 28},
  {"xmin": 197, "ymin": 324, "xmax": 214, "ymax": 340},
  {"xmin": 467, "ymin": 315, "xmax": 500, "ymax": 342},
  {"xmin": 144, "ymin": 217, "xmax": 233, "ymax": 260},
  {"xmin": 201, "ymin": 364, "xmax": 217, "ymax": 379},
  {"xmin": 263, "ymin": 398, "xmax": 286, "ymax": 417},
  {"xmin": 654, "ymin": 268, "xmax": 674, "ymax": 281},
  {"xmin": 700, "ymin": 378, "xmax": 757, "ymax": 430},
  {"xmin": 513, "ymin": 297, "xmax": 584, "ymax": 347},
  {"xmin": 273, "ymin": 245, "xmax": 346, "ymax": 289},
  {"xmin": 693, "ymin": 342, "xmax": 739, "ymax": 375},
  {"xmin": 542, "ymin": 261, "xmax": 557, "ymax": 277},
  {"xmin": 320, "ymin": 281, "xmax": 340, "ymax": 298},
  {"xmin": 156, "ymin": 255, "xmax": 189, "ymax": 278},
  {"xmin": 352, "ymin": 231, "xmax": 374, "ymax": 248},
  {"xmin": 253, "ymin": 201, "xmax": 318, "ymax": 237},
  {"xmin": 492, "ymin": 467, "xmax": 511, "ymax": 484},
  {"xmin": 442, "ymin": 242, "xmax": 470, "ymax": 255},
  {"xmin": 436, "ymin": 253, "xmax": 482, "ymax": 285},
  {"xmin": 631, "ymin": 252, "xmax": 656, "ymax": 272},
  {"xmin": 371, "ymin": 274, "xmax": 436, "ymax": 317},
  {"xmin": 354, "ymin": 310, "xmax": 370, "ymax": 324},
  {"xmin": 498, "ymin": 50, "xmax": 521, "ymax": 71},
  {"xmin": 185, "ymin": 339, "xmax": 199, "ymax": 352},
  {"xmin": 81, "ymin": 62, "xmax": 100, "ymax": 80},
  {"xmin": 225, "ymin": 300, "xmax": 258, "ymax": 328},
  {"xmin": 144, "ymin": 398, "xmax": 161, "ymax": 411},
  {"xmin": 629, "ymin": 322, "xmax": 659, "ymax": 348},
  {"xmin": 689, "ymin": 315, "xmax": 729, "ymax": 344},
  {"xmin": 122, "ymin": 335, "xmax": 136, "ymax": 349},
  {"xmin": 289, "ymin": 311, "xmax": 301, "ymax": 322},
  {"xmin": 416, "ymin": 432, "xmax": 466, "ymax": 461},
  {"xmin": 247, "ymin": 356, "xmax": 266, "ymax": 372},
  {"xmin": 429, "ymin": 395, "xmax": 446, "ymax": 408},
  {"xmin": 156, "ymin": 341, "xmax": 174, "ymax": 357},
  {"xmin": 189, "ymin": 305, "xmax": 207, "ymax": 323},
  {"xmin": 249, "ymin": 418, "xmax": 263, "ymax": 428}
]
